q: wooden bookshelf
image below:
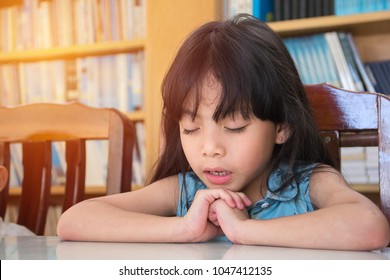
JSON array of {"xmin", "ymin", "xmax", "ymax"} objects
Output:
[
  {"xmin": 269, "ymin": 10, "xmax": 390, "ymax": 36},
  {"xmin": 144, "ymin": 4, "xmax": 390, "ymax": 176},
  {"xmin": 144, "ymin": 0, "xmax": 222, "ymax": 173},
  {"xmin": 1, "ymin": 3, "xmax": 389, "ymax": 183},
  {"xmin": 267, "ymin": 10, "xmax": 389, "ymax": 200},
  {"xmin": 0, "ymin": 0, "xmax": 222, "ymax": 234},
  {"xmin": 268, "ymin": 11, "xmax": 390, "ymax": 62},
  {"xmin": 0, "ymin": 40, "xmax": 146, "ymax": 63},
  {"xmin": 0, "ymin": 0, "xmax": 221, "ymax": 177},
  {"xmin": 2, "ymin": 0, "xmax": 387, "ymax": 233}
]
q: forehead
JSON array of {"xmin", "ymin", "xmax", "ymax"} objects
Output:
[{"xmin": 184, "ymin": 74, "xmax": 222, "ymax": 108}]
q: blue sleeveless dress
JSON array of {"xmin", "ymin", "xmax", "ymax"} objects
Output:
[{"xmin": 177, "ymin": 163, "xmax": 318, "ymax": 220}]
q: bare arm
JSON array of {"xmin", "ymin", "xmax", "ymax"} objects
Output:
[
  {"xmin": 212, "ymin": 166, "xmax": 390, "ymax": 250},
  {"xmin": 57, "ymin": 175, "xmax": 185, "ymax": 242},
  {"xmin": 57, "ymin": 175, "xmax": 250, "ymax": 243}
]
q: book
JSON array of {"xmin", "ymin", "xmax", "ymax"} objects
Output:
[
  {"xmin": 337, "ymin": 32, "xmax": 365, "ymax": 91},
  {"xmin": 252, "ymin": 0, "xmax": 274, "ymax": 21},
  {"xmin": 300, "ymin": 36, "xmax": 319, "ymax": 83},
  {"xmin": 316, "ymin": 33, "xmax": 341, "ymax": 87},
  {"xmin": 273, "ymin": 0, "xmax": 283, "ymax": 21},
  {"xmin": 307, "ymin": 0, "xmax": 317, "ymax": 17},
  {"xmin": 346, "ymin": 33, "xmax": 376, "ymax": 92},
  {"xmin": 282, "ymin": 0, "xmax": 291, "ymax": 20},
  {"xmin": 298, "ymin": 0, "xmax": 307, "ymax": 18},
  {"xmin": 116, "ymin": 53, "xmax": 130, "ymax": 112},
  {"xmin": 284, "ymin": 37, "xmax": 312, "ymax": 84},
  {"xmin": 223, "ymin": 0, "xmax": 252, "ymax": 18},
  {"xmin": 130, "ymin": 51, "xmax": 145, "ymax": 111},
  {"xmin": 365, "ymin": 60, "xmax": 390, "ymax": 94},
  {"xmin": 324, "ymin": 32, "xmax": 356, "ymax": 90}
]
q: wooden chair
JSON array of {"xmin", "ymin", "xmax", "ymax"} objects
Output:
[
  {"xmin": 304, "ymin": 83, "xmax": 390, "ymax": 225},
  {"xmin": 0, "ymin": 102, "xmax": 135, "ymax": 235}
]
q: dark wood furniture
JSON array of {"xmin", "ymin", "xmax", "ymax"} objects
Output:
[{"xmin": 305, "ymin": 83, "xmax": 390, "ymax": 225}]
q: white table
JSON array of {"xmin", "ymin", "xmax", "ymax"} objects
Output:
[{"xmin": 1, "ymin": 236, "xmax": 389, "ymax": 260}]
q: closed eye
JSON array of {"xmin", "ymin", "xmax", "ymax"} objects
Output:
[
  {"xmin": 182, "ymin": 128, "xmax": 199, "ymax": 135},
  {"xmin": 224, "ymin": 126, "xmax": 247, "ymax": 133}
]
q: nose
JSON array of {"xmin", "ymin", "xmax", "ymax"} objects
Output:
[{"xmin": 201, "ymin": 130, "xmax": 225, "ymax": 157}]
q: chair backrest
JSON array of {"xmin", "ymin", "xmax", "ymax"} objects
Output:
[
  {"xmin": 0, "ymin": 102, "xmax": 135, "ymax": 235},
  {"xmin": 304, "ymin": 83, "xmax": 390, "ymax": 224}
]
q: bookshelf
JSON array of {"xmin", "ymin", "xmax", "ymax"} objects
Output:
[
  {"xmin": 5, "ymin": 2, "xmax": 386, "ymax": 190},
  {"xmin": 1, "ymin": 0, "xmax": 221, "ymax": 235},
  {"xmin": 0, "ymin": 40, "xmax": 146, "ymax": 62},
  {"xmin": 146, "ymin": 5, "xmax": 389, "ymax": 200},
  {"xmin": 1, "ymin": 1, "xmax": 387, "ymax": 233},
  {"xmin": 0, "ymin": 0, "xmax": 221, "ymax": 183},
  {"xmin": 268, "ymin": 10, "xmax": 390, "ymax": 200},
  {"xmin": 268, "ymin": 10, "xmax": 390, "ymax": 66},
  {"xmin": 144, "ymin": 0, "xmax": 222, "ymax": 174},
  {"xmin": 1, "ymin": 5, "xmax": 389, "ymax": 184}
]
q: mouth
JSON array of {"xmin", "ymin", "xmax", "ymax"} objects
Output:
[
  {"xmin": 204, "ymin": 168, "xmax": 232, "ymax": 185},
  {"xmin": 206, "ymin": 170, "xmax": 230, "ymax": 176}
]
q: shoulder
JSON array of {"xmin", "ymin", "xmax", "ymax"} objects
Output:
[
  {"xmin": 265, "ymin": 162, "xmax": 318, "ymax": 204},
  {"xmin": 268, "ymin": 162, "xmax": 319, "ymax": 192},
  {"xmin": 308, "ymin": 164, "xmax": 360, "ymax": 208}
]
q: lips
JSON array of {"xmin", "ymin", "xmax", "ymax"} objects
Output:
[{"xmin": 204, "ymin": 168, "xmax": 232, "ymax": 185}]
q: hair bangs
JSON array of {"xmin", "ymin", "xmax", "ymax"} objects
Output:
[{"xmin": 163, "ymin": 16, "xmax": 285, "ymax": 125}]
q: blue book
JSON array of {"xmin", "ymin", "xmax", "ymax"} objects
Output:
[
  {"xmin": 252, "ymin": 0, "xmax": 274, "ymax": 21},
  {"xmin": 364, "ymin": 61, "xmax": 390, "ymax": 94}
]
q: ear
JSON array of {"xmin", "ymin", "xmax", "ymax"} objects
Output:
[
  {"xmin": 0, "ymin": 165, "xmax": 9, "ymax": 192},
  {"xmin": 275, "ymin": 123, "xmax": 290, "ymax": 144}
]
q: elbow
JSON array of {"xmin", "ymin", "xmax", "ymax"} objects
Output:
[
  {"xmin": 56, "ymin": 217, "xmax": 71, "ymax": 240},
  {"xmin": 56, "ymin": 209, "xmax": 83, "ymax": 241},
  {"xmin": 358, "ymin": 213, "xmax": 390, "ymax": 250},
  {"xmin": 364, "ymin": 229, "xmax": 390, "ymax": 250},
  {"xmin": 370, "ymin": 221, "xmax": 390, "ymax": 249}
]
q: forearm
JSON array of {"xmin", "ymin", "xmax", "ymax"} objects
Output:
[
  {"xmin": 57, "ymin": 200, "xmax": 189, "ymax": 243},
  {"xmin": 231, "ymin": 204, "xmax": 390, "ymax": 250}
]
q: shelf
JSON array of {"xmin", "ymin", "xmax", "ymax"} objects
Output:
[
  {"xmin": 0, "ymin": 39, "xmax": 146, "ymax": 63},
  {"xmin": 268, "ymin": 10, "xmax": 390, "ymax": 36},
  {"xmin": 350, "ymin": 184, "xmax": 379, "ymax": 193},
  {"xmin": 126, "ymin": 111, "xmax": 145, "ymax": 122}
]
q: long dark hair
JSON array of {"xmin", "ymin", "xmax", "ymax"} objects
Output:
[{"xmin": 149, "ymin": 14, "xmax": 334, "ymax": 188}]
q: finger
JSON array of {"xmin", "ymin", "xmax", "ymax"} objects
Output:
[
  {"xmin": 208, "ymin": 215, "xmax": 220, "ymax": 226},
  {"xmin": 196, "ymin": 189, "xmax": 251, "ymax": 209},
  {"xmin": 237, "ymin": 193, "xmax": 252, "ymax": 207},
  {"xmin": 222, "ymin": 189, "xmax": 252, "ymax": 209},
  {"xmin": 197, "ymin": 189, "xmax": 236, "ymax": 208}
]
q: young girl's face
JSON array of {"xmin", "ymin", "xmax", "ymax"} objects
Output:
[{"xmin": 179, "ymin": 76, "xmax": 288, "ymax": 201}]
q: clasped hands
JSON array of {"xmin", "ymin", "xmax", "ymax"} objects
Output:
[{"xmin": 183, "ymin": 188, "xmax": 252, "ymax": 243}]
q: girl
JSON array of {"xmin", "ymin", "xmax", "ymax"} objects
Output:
[{"xmin": 57, "ymin": 14, "xmax": 390, "ymax": 250}]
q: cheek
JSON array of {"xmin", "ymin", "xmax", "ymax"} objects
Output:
[
  {"xmin": 234, "ymin": 136, "xmax": 275, "ymax": 167},
  {"xmin": 180, "ymin": 136, "xmax": 197, "ymax": 163}
]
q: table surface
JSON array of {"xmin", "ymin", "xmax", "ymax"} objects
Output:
[{"xmin": 1, "ymin": 236, "xmax": 390, "ymax": 260}]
